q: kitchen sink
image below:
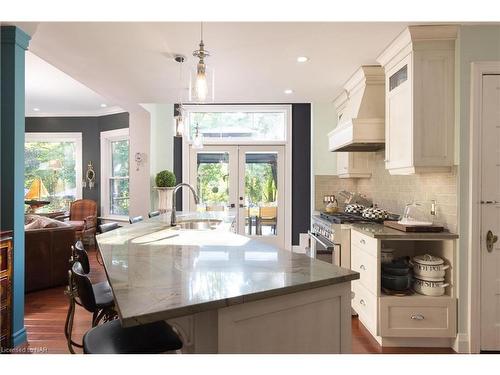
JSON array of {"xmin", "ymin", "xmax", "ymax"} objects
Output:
[{"xmin": 171, "ymin": 219, "xmax": 222, "ymax": 230}]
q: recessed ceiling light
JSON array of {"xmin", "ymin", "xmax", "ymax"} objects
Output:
[
  {"xmin": 297, "ymin": 56, "xmax": 309, "ymax": 63},
  {"xmin": 33, "ymin": 108, "xmax": 40, "ymax": 112},
  {"xmin": 284, "ymin": 89, "xmax": 294, "ymax": 95},
  {"xmin": 100, "ymin": 103, "xmax": 108, "ymax": 108}
]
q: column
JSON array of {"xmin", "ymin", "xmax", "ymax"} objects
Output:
[{"xmin": 1, "ymin": 25, "xmax": 31, "ymax": 347}]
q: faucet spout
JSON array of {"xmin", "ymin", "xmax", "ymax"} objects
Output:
[{"xmin": 171, "ymin": 183, "xmax": 200, "ymax": 226}]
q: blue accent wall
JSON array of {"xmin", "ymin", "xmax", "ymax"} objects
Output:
[{"xmin": 1, "ymin": 26, "xmax": 31, "ymax": 347}]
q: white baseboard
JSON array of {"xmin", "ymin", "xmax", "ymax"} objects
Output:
[{"xmin": 453, "ymin": 333, "xmax": 470, "ymax": 353}]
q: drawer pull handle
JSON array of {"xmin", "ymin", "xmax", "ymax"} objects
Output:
[
  {"xmin": 360, "ymin": 239, "xmax": 366, "ymax": 245},
  {"xmin": 410, "ymin": 314, "xmax": 425, "ymax": 321},
  {"xmin": 359, "ymin": 264, "xmax": 366, "ymax": 271},
  {"xmin": 359, "ymin": 299, "xmax": 366, "ymax": 306}
]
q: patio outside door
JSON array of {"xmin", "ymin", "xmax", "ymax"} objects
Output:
[{"xmin": 189, "ymin": 145, "xmax": 285, "ymax": 248}]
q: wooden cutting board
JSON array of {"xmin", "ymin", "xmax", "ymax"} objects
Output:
[{"xmin": 383, "ymin": 220, "xmax": 444, "ymax": 232}]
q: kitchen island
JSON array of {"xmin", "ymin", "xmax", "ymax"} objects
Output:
[{"xmin": 96, "ymin": 211, "xmax": 359, "ymax": 353}]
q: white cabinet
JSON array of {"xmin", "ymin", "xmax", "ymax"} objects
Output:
[
  {"xmin": 377, "ymin": 25, "xmax": 457, "ymax": 175},
  {"xmin": 350, "ymin": 228, "xmax": 458, "ymax": 346},
  {"xmin": 336, "ymin": 152, "xmax": 371, "ymax": 179}
]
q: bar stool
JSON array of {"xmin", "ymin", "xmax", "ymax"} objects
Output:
[
  {"xmin": 71, "ymin": 263, "xmax": 183, "ymax": 354},
  {"xmin": 65, "ymin": 253, "xmax": 116, "ymax": 353},
  {"xmin": 148, "ymin": 211, "xmax": 160, "ymax": 218},
  {"xmin": 129, "ymin": 216, "xmax": 144, "ymax": 224}
]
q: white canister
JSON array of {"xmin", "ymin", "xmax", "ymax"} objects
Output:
[
  {"xmin": 411, "ymin": 254, "xmax": 449, "ymax": 278},
  {"xmin": 413, "ymin": 275, "xmax": 449, "ymax": 296}
]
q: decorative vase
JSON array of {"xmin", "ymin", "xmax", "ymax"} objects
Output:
[{"xmin": 155, "ymin": 187, "xmax": 175, "ymax": 213}]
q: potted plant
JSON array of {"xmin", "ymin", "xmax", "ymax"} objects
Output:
[{"xmin": 154, "ymin": 170, "xmax": 176, "ymax": 212}]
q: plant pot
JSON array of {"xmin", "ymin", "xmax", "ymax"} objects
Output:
[{"xmin": 155, "ymin": 187, "xmax": 175, "ymax": 213}]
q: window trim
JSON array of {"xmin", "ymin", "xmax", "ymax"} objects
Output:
[
  {"xmin": 183, "ymin": 104, "xmax": 290, "ymax": 145},
  {"xmin": 100, "ymin": 128, "xmax": 130, "ymax": 220},
  {"xmin": 25, "ymin": 132, "xmax": 83, "ymax": 201}
]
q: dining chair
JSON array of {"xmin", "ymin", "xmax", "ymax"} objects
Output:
[{"xmin": 259, "ymin": 206, "xmax": 278, "ymax": 234}]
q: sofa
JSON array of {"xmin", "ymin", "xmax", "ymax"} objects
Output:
[{"xmin": 25, "ymin": 216, "xmax": 76, "ymax": 293}]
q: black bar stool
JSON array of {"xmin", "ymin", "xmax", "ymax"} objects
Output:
[
  {"xmin": 148, "ymin": 211, "xmax": 160, "ymax": 218},
  {"xmin": 129, "ymin": 216, "xmax": 143, "ymax": 224},
  {"xmin": 70, "ymin": 263, "xmax": 183, "ymax": 354},
  {"xmin": 65, "ymin": 249, "xmax": 116, "ymax": 353}
]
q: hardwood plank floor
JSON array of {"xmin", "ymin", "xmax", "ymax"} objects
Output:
[{"xmin": 22, "ymin": 247, "xmax": 455, "ymax": 354}]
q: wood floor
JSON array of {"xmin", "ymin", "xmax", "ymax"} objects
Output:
[{"xmin": 23, "ymin": 247, "xmax": 455, "ymax": 354}]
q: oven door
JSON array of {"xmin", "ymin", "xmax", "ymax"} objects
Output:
[{"xmin": 307, "ymin": 230, "xmax": 336, "ymax": 264}]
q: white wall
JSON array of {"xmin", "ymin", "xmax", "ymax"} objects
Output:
[
  {"xmin": 312, "ymin": 102, "xmax": 338, "ymax": 176},
  {"xmin": 457, "ymin": 25, "xmax": 500, "ymax": 351},
  {"xmin": 128, "ymin": 109, "xmax": 151, "ymax": 217},
  {"xmin": 141, "ymin": 103, "xmax": 175, "ymax": 211}
]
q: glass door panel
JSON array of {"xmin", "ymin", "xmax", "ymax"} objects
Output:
[
  {"xmin": 238, "ymin": 146, "xmax": 284, "ymax": 248},
  {"xmin": 189, "ymin": 146, "xmax": 238, "ymax": 214}
]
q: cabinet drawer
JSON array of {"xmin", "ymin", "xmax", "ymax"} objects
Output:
[
  {"xmin": 379, "ymin": 297, "xmax": 456, "ymax": 338},
  {"xmin": 351, "ymin": 247, "xmax": 378, "ymax": 295},
  {"xmin": 351, "ymin": 230, "xmax": 378, "ymax": 256},
  {"xmin": 0, "ymin": 275, "xmax": 8, "ymax": 301},
  {"xmin": 352, "ymin": 282, "xmax": 377, "ymax": 336}
]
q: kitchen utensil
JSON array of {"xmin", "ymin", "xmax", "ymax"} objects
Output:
[
  {"xmin": 382, "ymin": 261, "xmax": 411, "ymax": 276},
  {"xmin": 362, "ymin": 207, "xmax": 389, "ymax": 221},
  {"xmin": 344, "ymin": 204, "xmax": 365, "ymax": 214},
  {"xmin": 381, "ymin": 273, "xmax": 412, "ymax": 291},
  {"xmin": 325, "ymin": 195, "xmax": 339, "ymax": 213},
  {"xmin": 411, "ymin": 254, "xmax": 449, "ymax": 278},
  {"xmin": 413, "ymin": 275, "xmax": 449, "ymax": 296}
]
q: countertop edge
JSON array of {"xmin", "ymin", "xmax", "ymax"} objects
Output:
[
  {"xmin": 350, "ymin": 224, "xmax": 459, "ymax": 240},
  {"xmin": 120, "ymin": 272, "xmax": 360, "ymax": 328}
]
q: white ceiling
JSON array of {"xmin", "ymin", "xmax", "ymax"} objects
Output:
[
  {"xmin": 25, "ymin": 51, "xmax": 123, "ymax": 116},
  {"xmin": 16, "ymin": 22, "xmax": 414, "ymax": 110}
]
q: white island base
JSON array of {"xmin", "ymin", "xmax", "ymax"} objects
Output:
[{"xmin": 168, "ymin": 283, "xmax": 352, "ymax": 354}]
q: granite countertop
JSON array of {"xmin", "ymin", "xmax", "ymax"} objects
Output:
[
  {"xmin": 96, "ymin": 211, "xmax": 359, "ymax": 327},
  {"xmin": 349, "ymin": 223, "xmax": 459, "ymax": 240}
]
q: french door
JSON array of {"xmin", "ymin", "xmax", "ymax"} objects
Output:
[{"xmin": 189, "ymin": 145, "xmax": 285, "ymax": 248}]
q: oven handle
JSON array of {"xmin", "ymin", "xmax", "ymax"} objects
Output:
[{"xmin": 308, "ymin": 230, "xmax": 335, "ymax": 251}]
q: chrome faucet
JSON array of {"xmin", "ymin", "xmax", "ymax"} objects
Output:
[{"xmin": 171, "ymin": 183, "xmax": 200, "ymax": 226}]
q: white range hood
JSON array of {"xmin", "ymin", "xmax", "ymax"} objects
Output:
[{"xmin": 328, "ymin": 65, "xmax": 385, "ymax": 152}]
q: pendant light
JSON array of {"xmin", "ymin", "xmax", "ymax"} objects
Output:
[
  {"xmin": 192, "ymin": 122, "xmax": 204, "ymax": 149},
  {"xmin": 189, "ymin": 22, "xmax": 214, "ymax": 102},
  {"xmin": 174, "ymin": 55, "xmax": 186, "ymax": 136}
]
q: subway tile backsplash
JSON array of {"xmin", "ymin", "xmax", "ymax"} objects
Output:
[{"xmin": 315, "ymin": 151, "xmax": 458, "ymax": 232}]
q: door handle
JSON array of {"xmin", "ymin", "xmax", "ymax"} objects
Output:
[
  {"xmin": 486, "ymin": 230, "xmax": 498, "ymax": 253},
  {"xmin": 228, "ymin": 203, "xmax": 235, "ymax": 208},
  {"xmin": 239, "ymin": 204, "xmax": 247, "ymax": 208}
]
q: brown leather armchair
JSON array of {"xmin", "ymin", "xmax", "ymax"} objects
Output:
[{"xmin": 66, "ymin": 199, "xmax": 97, "ymax": 245}]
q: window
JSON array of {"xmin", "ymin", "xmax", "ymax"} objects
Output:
[
  {"xmin": 25, "ymin": 132, "xmax": 82, "ymax": 211},
  {"xmin": 185, "ymin": 105, "xmax": 289, "ymax": 143},
  {"xmin": 101, "ymin": 129, "xmax": 130, "ymax": 218}
]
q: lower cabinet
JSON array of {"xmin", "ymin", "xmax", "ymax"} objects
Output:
[
  {"xmin": 350, "ymin": 229, "xmax": 458, "ymax": 346},
  {"xmin": 379, "ymin": 296, "xmax": 456, "ymax": 338}
]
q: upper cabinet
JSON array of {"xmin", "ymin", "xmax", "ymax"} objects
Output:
[{"xmin": 377, "ymin": 25, "xmax": 457, "ymax": 175}]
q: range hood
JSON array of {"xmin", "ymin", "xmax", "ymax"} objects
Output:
[{"xmin": 328, "ymin": 65, "xmax": 385, "ymax": 152}]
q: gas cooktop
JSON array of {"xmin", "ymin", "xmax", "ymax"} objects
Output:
[{"xmin": 319, "ymin": 212, "xmax": 373, "ymax": 224}]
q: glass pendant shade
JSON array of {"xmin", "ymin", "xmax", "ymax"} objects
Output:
[
  {"xmin": 189, "ymin": 64, "xmax": 214, "ymax": 102},
  {"xmin": 192, "ymin": 132, "xmax": 204, "ymax": 149}
]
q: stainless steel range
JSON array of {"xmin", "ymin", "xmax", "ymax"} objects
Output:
[{"xmin": 308, "ymin": 212, "xmax": 384, "ymax": 267}]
